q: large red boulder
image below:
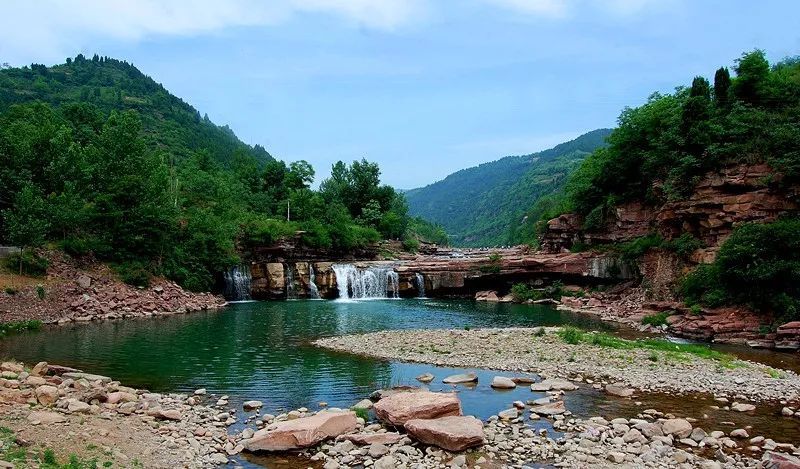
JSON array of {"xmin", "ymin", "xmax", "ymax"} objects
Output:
[
  {"xmin": 244, "ymin": 411, "xmax": 358, "ymax": 452},
  {"xmin": 373, "ymin": 391, "xmax": 461, "ymax": 426},
  {"xmin": 405, "ymin": 416, "xmax": 484, "ymax": 452}
]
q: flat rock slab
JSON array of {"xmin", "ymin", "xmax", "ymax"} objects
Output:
[
  {"xmin": 405, "ymin": 416, "xmax": 484, "ymax": 452},
  {"xmin": 529, "ymin": 400, "xmax": 566, "ymax": 416},
  {"xmin": 27, "ymin": 411, "xmax": 66, "ymax": 425},
  {"xmin": 340, "ymin": 432, "xmax": 405, "ymax": 446},
  {"xmin": 530, "ymin": 378, "xmax": 577, "ymax": 391},
  {"xmin": 442, "ymin": 373, "xmax": 478, "ymax": 384},
  {"xmin": 490, "ymin": 376, "xmax": 516, "ymax": 389},
  {"xmin": 374, "ymin": 391, "xmax": 462, "ymax": 426},
  {"xmin": 605, "ymin": 384, "xmax": 634, "ymax": 397},
  {"xmin": 245, "ymin": 411, "xmax": 358, "ymax": 451},
  {"xmin": 62, "ymin": 372, "xmax": 112, "ymax": 383}
]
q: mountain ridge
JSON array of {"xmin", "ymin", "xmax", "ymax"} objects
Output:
[{"xmin": 405, "ymin": 128, "xmax": 612, "ymax": 246}]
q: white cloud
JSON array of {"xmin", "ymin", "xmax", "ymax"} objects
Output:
[
  {"xmin": 0, "ymin": 0, "xmax": 426, "ymax": 64},
  {"xmin": 481, "ymin": 0, "xmax": 675, "ymax": 19}
]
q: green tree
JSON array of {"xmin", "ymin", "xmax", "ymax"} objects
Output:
[{"xmin": 713, "ymin": 67, "xmax": 731, "ymax": 108}]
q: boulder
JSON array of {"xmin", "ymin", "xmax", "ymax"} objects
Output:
[
  {"xmin": 61, "ymin": 372, "xmax": 111, "ymax": 383},
  {"xmin": 373, "ymin": 391, "xmax": 461, "ymax": 426},
  {"xmin": 27, "ymin": 411, "xmax": 66, "ymax": 425},
  {"xmin": 35, "ymin": 385, "xmax": 59, "ymax": 406},
  {"xmin": 0, "ymin": 363, "xmax": 23, "ymax": 374},
  {"xmin": 662, "ymin": 419, "xmax": 693, "ymax": 438},
  {"xmin": 529, "ymin": 401, "xmax": 566, "ymax": 416},
  {"xmin": 762, "ymin": 451, "xmax": 800, "ymax": 469},
  {"xmin": 30, "ymin": 362, "xmax": 49, "ymax": 377},
  {"xmin": 490, "ymin": 376, "xmax": 516, "ymax": 389},
  {"xmin": 530, "ymin": 378, "xmax": 577, "ymax": 391},
  {"xmin": 404, "ymin": 416, "xmax": 484, "ymax": 452},
  {"xmin": 605, "ymin": 384, "xmax": 634, "ymax": 397},
  {"xmin": 442, "ymin": 373, "xmax": 478, "ymax": 384},
  {"xmin": 731, "ymin": 402, "xmax": 756, "ymax": 412},
  {"xmin": 106, "ymin": 391, "xmax": 137, "ymax": 405},
  {"xmin": 244, "ymin": 411, "xmax": 358, "ymax": 451},
  {"xmin": 415, "ymin": 373, "xmax": 434, "ymax": 383},
  {"xmin": 148, "ymin": 408, "xmax": 181, "ymax": 421},
  {"xmin": 243, "ymin": 400, "xmax": 263, "ymax": 410}
]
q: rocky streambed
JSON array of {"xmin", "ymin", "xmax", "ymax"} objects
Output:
[{"xmin": 314, "ymin": 327, "xmax": 800, "ymax": 402}]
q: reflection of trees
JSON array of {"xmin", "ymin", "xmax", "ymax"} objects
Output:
[
  {"xmin": 0, "ymin": 299, "xmax": 612, "ymax": 408},
  {"xmin": 0, "ymin": 302, "xmax": 394, "ymax": 404}
]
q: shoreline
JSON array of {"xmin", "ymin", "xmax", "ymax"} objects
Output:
[{"xmin": 314, "ymin": 327, "xmax": 800, "ymax": 403}]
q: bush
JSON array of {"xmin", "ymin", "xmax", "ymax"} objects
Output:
[
  {"xmin": 36, "ymin": 284, "xmax": 46, "ymax": 299},
  {"xmin": 616, "ymin": 234, "xmax": 664, "ymax": 262},
  {"xmin": 402, "ymin": 236, "xmax": 420, "ymax": 253},
  {"xmin": 4, "ymin": 287, "xmax": 17, "ymax": 295},
  {"xmin": 0, "ymin": 319, "xmax": 42, "ymax": 336},
  {"xmin": 4, "ymin": 250, "xmax": 49, "ymax": 277},
  {"xmin": 511, "ymin": 283, "xmax": 541, "ymax": 302},
  {"xmin": 641, "ymin": 311, "xmax": 672, "ymax": 327},
  {"xmin": 663, "ymin": 233, "xmax": 704, "ymax": 259},
  {"xmin": 679, "ymin": 219, "xmax": 800, "ymax": 321},
  {"xmin": 113, "ymin": 261, "xmax": 151, "ymax": 288},
  {"xmin": 557, "ymin": 326, "xmax": 585, "ymax": 344}
]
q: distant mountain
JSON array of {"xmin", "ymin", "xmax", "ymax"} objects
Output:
[
  {"xmin": 405, "ymin": 129, "xmax": 612, "ymax": 246},
  {"xmin": 0, "ymin": 54, "xmax": 272, "ymax": 166}
]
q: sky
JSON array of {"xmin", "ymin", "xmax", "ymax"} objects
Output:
[{"xmin": 1, "ymin": 1, "xmax": 799, "ymax": 189}]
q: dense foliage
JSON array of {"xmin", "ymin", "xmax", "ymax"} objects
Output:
[
  {"xmin": 0, "ymin": 55, "xmax": 273, "ymax": 167},
  {"xmin": 0, "ymin": 57, "xmax": 427, "ymax": 291},
  {"xmin": 680, "ymin": 218, "xmax": 800, "ymax": 322},
  {"xmin": 553, "ymin": 50, "xmax": 800, "ymax": 230},
  {"xmin": 405, "ymin": 129, "xmax": 611, "ymax": 246}
]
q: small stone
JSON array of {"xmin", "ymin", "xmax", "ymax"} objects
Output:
[{"xmin": 490, "ymin": 376, "xmax": 516, "ymax": 389}]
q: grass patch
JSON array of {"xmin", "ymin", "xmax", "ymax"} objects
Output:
[
  {"xmin": 0, "ymin": 319, "xmax": 43, "ymax": 338},
  {"xmin": 353, "ymin": 407, "xmax": 369, "ymax": 421},
  {"xmin": 641, "ymin": 311, "xmax": 672, "ymax": 327},
  {"xmin": 555, "ymin": 326, "xmax": 740, "ymax": 364}
]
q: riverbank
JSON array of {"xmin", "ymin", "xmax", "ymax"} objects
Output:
[
  {"xmin": 0, "ymin": 360, "xmax": 246, "ymax": 468},
  {"xmin": 315, "ymin": 327, "xmax": 800, "ymax": 402},
  {"xmin": 0, "ymin": 250, "xmax": 225, "ymax": 325}
]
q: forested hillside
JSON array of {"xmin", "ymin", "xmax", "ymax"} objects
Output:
[
  {"xmin": 0, "ymin": 56, "xmax": 430, "ymax": 292},
  {"xmin": 0, "ymin": 54, "xmax": 271, "ymax": 166},
  {"xmin": 405, "ymin": 129, "xmax": 611, "ymax": 246}
]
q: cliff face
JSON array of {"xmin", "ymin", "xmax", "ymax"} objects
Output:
[
  {"xmin": 247, "ymin": 250, "xmax": 634, "ymax": 300},
  {"xmin": 541, "ymin": 164, "xmax": 800, "ymax": 260},
  {"xmin": 540, "ymin": 163, "xmax": 800, "ymax": 348}
]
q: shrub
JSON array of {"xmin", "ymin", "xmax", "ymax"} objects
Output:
[
  {"xmin": 534, "ymin": 327, "xmax": 546, "ymax": 337},
  {"xmin": 616, "ymin": 234, "xmax": 664, "ymax": 262},
  {"xmin": 511, "ymin": 283, "xmax": 540, "ymax": 302},
  {"xmin": 4, "ymin": 250, "xmax": 49, "ymax": 277},
  {"xmin": 557, "ymin": 327, "xmax": 585, "ymax": 344},
  {"xmin": 402, "ymin": 237, "xmax": 420, "ymax": 253},
  {"xmin": 113, "ymin": 261, "xmax": 151, "ymax": 288},
  {"xmin": 353, "ymin": 407, "xmax": 369, "ymax": 421},
  {"xmin": 663, "ymin": 233, "xmax": 704, "ymax": 259},
  {"xmin": 36, "ymin": 284, "xmax": 46, "ymax": 299},
  {"xmin": 0, "ymin": 319, "xmax": 42, "ymax": 337},
  {"xmin": 679, "ymin": 219, "xmax": 800, "ymax": 321},
  {"xmin": 4, "ymin": 287, "xmax": 17, "ymax": 295},
  {"xmin": 641, "ymin": 311, "xmax": 672, "ymax": 327}
]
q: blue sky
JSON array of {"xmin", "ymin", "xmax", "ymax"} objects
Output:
[{"xmin": 2, "ymin": 1, "xmax": 799, "ymax": 188}]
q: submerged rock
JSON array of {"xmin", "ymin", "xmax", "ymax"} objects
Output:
[
  {"xmin": 529, "ymin": 400, "xmax": 566, "ymax": 416},
  {"xmin": 415, "ymin": 372, "xmax": 434, "ymax": 383},
  {"xmin": 442, "ymin": 372, "xmax": 478, "ymax": 384},
  {"xmin": 404, "ymin": 416, "xmax": 484, "ymax": 452},
  {"xmin": 373, "ymin": 391, "xmax": 461, "ymax": 426},
  {"xmin": 530, "ymin": 378, "xmax": 577, "ymax": 391}
]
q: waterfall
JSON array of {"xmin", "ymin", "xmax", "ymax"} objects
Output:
[
  {"xmin": 332, "ymin": 264, "xmax": 400, "ymax": 299},
  {"xmin": 309, "ymin": 264, "xmax": 321, "ymax": 299},
  {"xmin": 285, "ymin": 264, "xmax": 297, "ymax": 299},
  {"xmin": 223, "ymin": 265, "xmax": 252, "ymax": 301},
  {"xmin": 414, "ymin": 272, "xmax": 426, "ymax": 298}
]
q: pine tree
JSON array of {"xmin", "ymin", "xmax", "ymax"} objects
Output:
[{"xmin": 713, "ymin": 67, "xmax": 731, "ymax": 108}]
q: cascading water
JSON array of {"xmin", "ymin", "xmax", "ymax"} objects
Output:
[
  {"xmin": 309, "ymin": 264, "xmax": 321, "ymax": 299},
  {"xmin": 332, "ymin": 264, "xmax": 400, "ymax": 299},
  {"xmin": 223, "ymin": 265, "xmax": 252, "ymax": 301},
  {"xmin": 414, "ymin": 272, "xmax": 426, "ymax": 298}
]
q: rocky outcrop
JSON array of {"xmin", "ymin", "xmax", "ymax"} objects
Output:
[
  {"xmin": 0, "ymin": 250, "xmax": 225, "ymax": 325},
  {"xmin": 541, "ymin": 164, "xmax": 800, "ymax": 258}
]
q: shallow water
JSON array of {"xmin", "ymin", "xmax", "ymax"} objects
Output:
[{"xmin": 2, "ymin": 299, "xmax": 798, "ymax": 467}]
